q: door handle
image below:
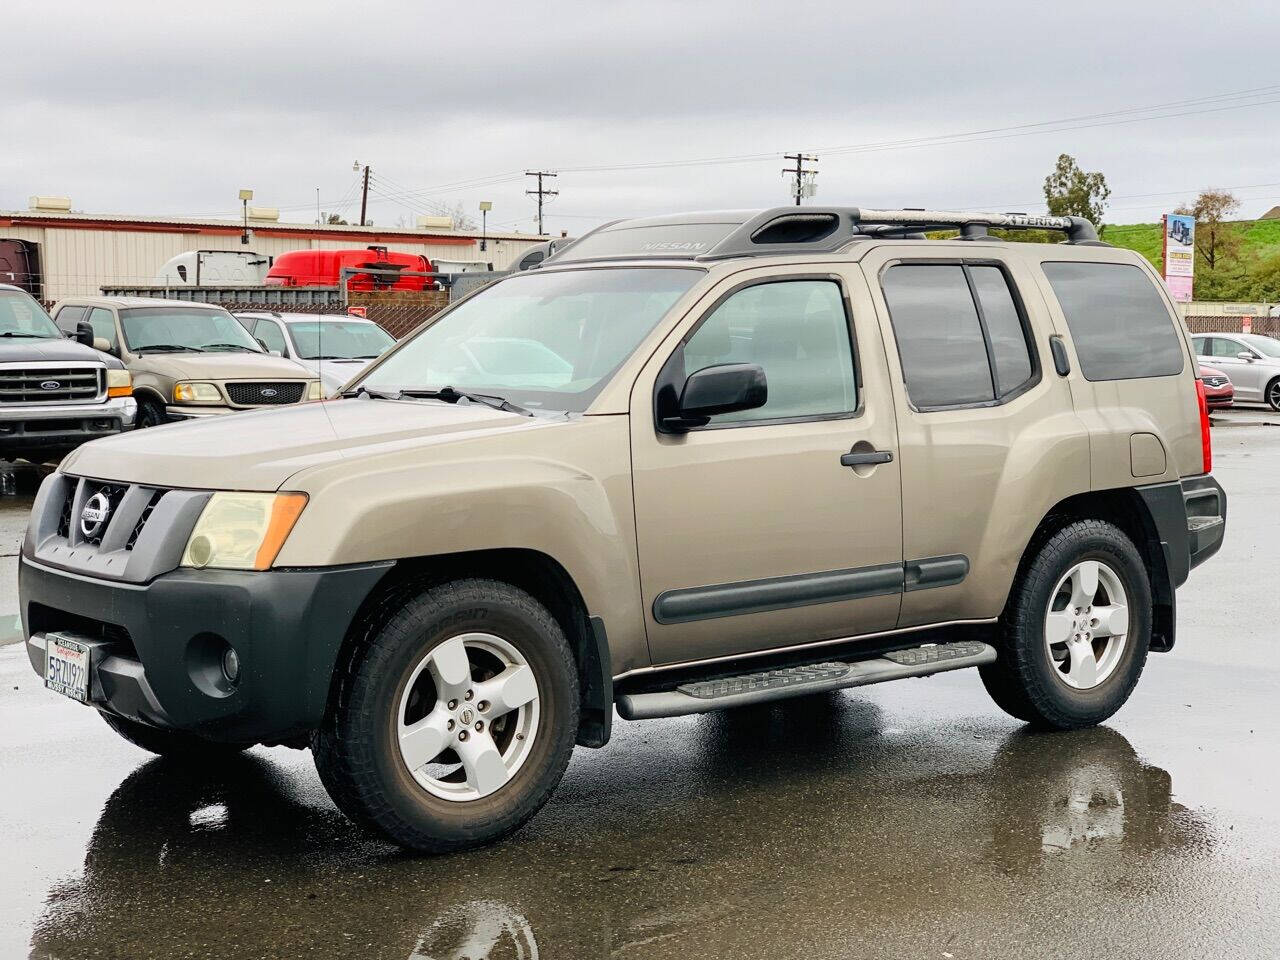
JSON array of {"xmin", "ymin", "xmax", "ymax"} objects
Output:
[{"xmin": 840, "ymin": 449, "xmax": 893, "ymax": 467}]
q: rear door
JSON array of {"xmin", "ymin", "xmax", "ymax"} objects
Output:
[
  {"xmin": 861, "ymin": 245, "xmax": 1088, "ymax": 628},
  {"xmin": 629, "ymin": 264, "xmax": 903, "ymax": 666}
]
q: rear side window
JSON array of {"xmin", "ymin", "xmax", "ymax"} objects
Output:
[
  {"xmin": 880, "ymin": 263, "xmax": 1037, "ymax": 410},
  {"xmin": 1042, "ymin": 262, "xmax": 1184, "ymax": 381}
]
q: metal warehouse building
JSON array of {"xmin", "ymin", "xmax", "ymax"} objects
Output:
[{"xmin": 0, "ymin": 205, "xmax": 547, "ymax": 302}]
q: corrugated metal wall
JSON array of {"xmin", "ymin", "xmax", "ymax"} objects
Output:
[{"xmin": 3, "ymin": 224, "xmax": 541, "ymax": 301}]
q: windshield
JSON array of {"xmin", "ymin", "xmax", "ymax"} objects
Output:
[
  {"xmin": 1240, "ymin": 334, "xmax": 1280, "ymax": 358},
  {"xmin": 358, "ymin": 267, "xmax": 701, "ymax": 412},
  {"xmin": 120, "ymin": 306, "xmax": 264, "ymax": 353},
  {"xmin": 287, "ymin": 319, "xmax": 394, "ymax": 360},
  {"xmin": 0, "ymin": 290, "xmax": 59, "ymax": 339}
]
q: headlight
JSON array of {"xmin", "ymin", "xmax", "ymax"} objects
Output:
[
  {"xmin": 173, "ymin": 381, "xmax": 222, "ymax": 404},
  {"xmin": 306, "ymin": 380, "xmax": 323, "ymax": 401},
  {"xmin": 181, "ymin": 492, "xmax": 308, "ymax": 570},
  {"xmin": 106, "ymin": 369, "xmax": 132, "ymax": 397}
]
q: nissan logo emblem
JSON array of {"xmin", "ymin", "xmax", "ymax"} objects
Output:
[
  {"xmin": 39, "ymin": 380, "xmax": 61, "ymax": 391},
  {"xmin": 79, "ymin": 492, "xmax": 112, "ymax": 539},
  {"xmin": 260, "ymin": 387, "xmax": 278, "ymax": 398}
]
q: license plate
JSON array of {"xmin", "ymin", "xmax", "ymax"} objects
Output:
[{"xmin": 45, "ymin": 633, "xmax": 92, "ymax": 703}]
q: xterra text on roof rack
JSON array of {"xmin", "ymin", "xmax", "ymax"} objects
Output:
[{"xmin": 21, "ymin": 206, "xmax": 1225, "ymax": 852}]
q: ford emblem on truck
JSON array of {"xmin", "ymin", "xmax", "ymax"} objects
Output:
[
  {"xmin": 79, "ymin": 492, "xmax": 112, "ymax": 539},
  {"xmin": 260, "ymin": 387, "xmax": 278, "ymax": 398},
  {"xmin": 39, "ymin": 380, "xmax": 61, "ymax": 391}
]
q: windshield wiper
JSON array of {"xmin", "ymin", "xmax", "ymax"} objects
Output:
[
  {"xmin": 135, "ymin": 344, "xmax": 204, "ymax": 353},
  {"xmin": 203, "ymin": 343, "xmax": 258, "ymax": 352},
  {"xmin": 342, "ymin": 385, "xmax": 403, "ymax": 400},
  {"xmin": 401, "ymin": 385, "xmax": 533, "ymax": 417},
  {"xmin": 0, "ymin": 331, "xmax": 50, "ymax": 338}
]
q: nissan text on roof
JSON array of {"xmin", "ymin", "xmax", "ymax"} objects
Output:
[{"xmin": 21, "ymin": 206, "xmax": 1225, "ymax": 853}]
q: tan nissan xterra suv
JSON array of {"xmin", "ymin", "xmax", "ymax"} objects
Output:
[{"xmin": 21, "ymin": 207, "xmax": 1226, "ymax": 853}]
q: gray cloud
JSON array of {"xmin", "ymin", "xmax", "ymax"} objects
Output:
[{"xmin": 4, "ymin": 0, "xmax": 1280, "ymax": 234}]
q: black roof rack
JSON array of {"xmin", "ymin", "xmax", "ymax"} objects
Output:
[{"xmin": 545, "ymin": 206, "xmax": 1104, "ymax": 266}]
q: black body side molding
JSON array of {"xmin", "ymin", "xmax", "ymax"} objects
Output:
[{"xmin": 651, "ymin": 555, "xmax": 971, "ymax": 625}]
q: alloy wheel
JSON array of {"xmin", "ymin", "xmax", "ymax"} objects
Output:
[
  {"xmin": 396, "ymin": 632, "xmax": 540, "ymax": 802},
  {"xmin": 1044, "ymin": 559, "xmax": 1129, "ymax": 690}
]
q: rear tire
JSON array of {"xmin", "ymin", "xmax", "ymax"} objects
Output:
[
  {"xmin": 979, "ymin": 519, "xmax": 1150, "ymax": 730},
  {"xmin": 100, "ymin": 712, "xmax": 251, "ymax": 757},
  {"xmin": 313, "ymin": 578, "xmax": 578, "ymax": 853}
]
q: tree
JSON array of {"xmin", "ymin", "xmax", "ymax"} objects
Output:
[
  {"xmin": 321, "ymin": 212, "xmax": 349, "ymax": 225},
  {"xmin": 440, "ymin": 200, "xmax": 477, "ymax": 231},
  {"xmin": 1175, "ymin": 189, "xmax": 1240, "ymax": 271},
  {"xmin": 1043, "ymin": 154, "xmax": 1111, "ymax": 231}
]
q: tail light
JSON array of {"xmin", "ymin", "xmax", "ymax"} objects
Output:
[{"xmin": 1195, "ymin": 377, "xmax": 1212, "ymax": 474}]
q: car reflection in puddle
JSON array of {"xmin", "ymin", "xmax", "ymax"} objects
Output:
[{"xmin": 30, "ymin": 699, "xmax": 1209, "ymax": 960}]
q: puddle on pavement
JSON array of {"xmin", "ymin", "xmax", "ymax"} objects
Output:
[{"xmin": 23, "ymin": 701, "xmax": 1251, "ymax": 960}]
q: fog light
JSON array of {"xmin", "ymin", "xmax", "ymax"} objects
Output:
[{"xmin": 222, "ymin": 647, "xmax": 240, "ymax": 684}]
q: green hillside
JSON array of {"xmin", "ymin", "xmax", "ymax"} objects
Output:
[{"xmin": 1106, "ymin": 219, "xmax": 1280, "ymax": 272}]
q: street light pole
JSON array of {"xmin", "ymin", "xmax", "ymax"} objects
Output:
[
  {"xmin": 239, "ymin": 189, "xmax": 254, "ymax": 244},
  {"xmin": 479, "ymin": 201, "xmax": 492, "ymax": 252}
]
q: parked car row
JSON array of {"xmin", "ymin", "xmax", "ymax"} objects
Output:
[{"xmin": 0, "ymin": 286, "xmax": 401, "ymax": 463}]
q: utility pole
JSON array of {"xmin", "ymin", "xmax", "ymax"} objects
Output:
[
  {"xmin": 782, "ymin": 154, "xmax": 819, "ymax": 206},
  {"xmin": 525, "ymin": 171, "xmax": 558, "ymax": 235},
  {"xmin": 355, "ymin": 165, "xmax": 371, "ymax": 227}
]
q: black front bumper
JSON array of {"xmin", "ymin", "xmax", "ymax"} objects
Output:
[{"xmin": 21, "ymin": 555, "xmax": 391, "ymax": 744}]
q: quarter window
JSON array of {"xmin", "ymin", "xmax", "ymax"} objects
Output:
[
  {"xmin": 1042, "ymin": 262, "xmax": 1184, "ymax": 381},
  {"xmin": 681, "ymin": 279, "xmax": 856, "ymax": 424},
  {"xmin": 880, "ymin": 263, "xmax": 1036, "ymax": 409}
]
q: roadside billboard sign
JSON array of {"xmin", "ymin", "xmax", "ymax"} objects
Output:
[{"xmin": 1163, "ymin": 213, "xmax": 1195, "ymax": 302}]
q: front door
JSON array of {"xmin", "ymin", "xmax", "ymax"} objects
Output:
[
  {"xmin": 629, "ymin": 266, "xmax": 903, "ymax": 667},
  {"xmin": 1201, "ymin": 335, "xmax": 1261, "ymax": 401}
]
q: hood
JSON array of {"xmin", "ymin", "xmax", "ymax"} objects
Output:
[
  {"xmin": 303, "ymin": 357, "xmax": 375, "ymax": 392},
  {"xmin": 132, "ymin": 351, "xmax": 313, "ymax": 380},
  {"xmin": 0, "ymin": 336, "xmax": 121, "ymax": 366},
  {"xmin": 61, "ymin": 396, "xmax": 543, "ymax": 490}
]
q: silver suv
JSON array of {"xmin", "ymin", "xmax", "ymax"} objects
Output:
[{"xmin": 20, "ymin": 207, "xmax": 1226, "ymax": 853}]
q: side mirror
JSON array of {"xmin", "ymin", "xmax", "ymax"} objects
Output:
[
  {"xmin": 1237, "ymin": 351, "xmax": 1256, "ymax": 362},
  {"xmin": 74, "ymin": 321, "xmax": 94, "ymax": 348},
  {"xmin": 661, "ymin": 363, "xmax": 767, "ymax": 431},
  {"xmin": 92, "ymin": 337, "xmax": 113, "ymax": 353}
]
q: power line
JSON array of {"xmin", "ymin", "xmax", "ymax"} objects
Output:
[{"xmin": 525, "ymin": 171, "xmax": 558, "ymax": 235}]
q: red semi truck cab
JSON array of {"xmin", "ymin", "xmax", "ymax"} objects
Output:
[{"xmin": 265, "ymin": 246, "xmax": 435, "ymax": 290}]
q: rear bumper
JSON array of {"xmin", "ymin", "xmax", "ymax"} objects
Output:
[
  {"xmin": 0, "ymin": 396, "xmax": 136, "ymax": 450},
  {"xmin": 21, "ymin": 554, "xmax": 391, "ymax": 743},
  {"xmin": 1137, "ymin": 474, "xmax": 1227, "ymax": 588}
]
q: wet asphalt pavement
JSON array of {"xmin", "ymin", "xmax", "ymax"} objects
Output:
[{"xmin": 3, "ymin": 413, "xmax": 1279, "ymax": 960}]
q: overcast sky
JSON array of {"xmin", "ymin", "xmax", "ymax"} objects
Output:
[{"xmin": 5, "ymin": 1, "xmax": 1280, "ymax": 235}]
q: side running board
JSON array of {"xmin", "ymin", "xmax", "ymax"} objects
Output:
[{"xmin": 615, "ymin": 641, "xmax": 996, "ymax": 720}]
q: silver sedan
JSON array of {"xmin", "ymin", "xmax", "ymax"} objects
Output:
[{"xmin": 1192, "ymin": 332, "xmax": 1280, "ymax": 410}]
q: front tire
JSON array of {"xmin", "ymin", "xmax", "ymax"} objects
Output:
[
  {"xmin": 136, "ymin": 396, "xmax": 166, "ymax": 428},
  {"xmin": 313, "ymin": 578, "xmax": 578, "ymax": 853},
  {"xmin": 980, "ymin": 519, "xmax": 1151, "ymax": 730},
  {"xmin": 1266, "ymin": 377, "xmax": 1280, "ymax": 412}
]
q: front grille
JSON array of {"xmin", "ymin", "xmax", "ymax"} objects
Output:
[
  {"xmin": 1203, "ymin": 376, "xmax": 1229, "ymax": 388},
  {"xmin": 0, "ymin": 365, "xmax": 102, "ymax": 403},
  {"xmin": 226, "ymin": 381, "xmax": 305, "ymax": 406},
  {"xmin": 126, "ymin": 490, "xmax": 164, "ymax": 550}
]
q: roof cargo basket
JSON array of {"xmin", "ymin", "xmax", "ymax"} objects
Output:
[{"xmin": 545, "ymin": 206, "xmax": 1104, "ymax": 266}]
